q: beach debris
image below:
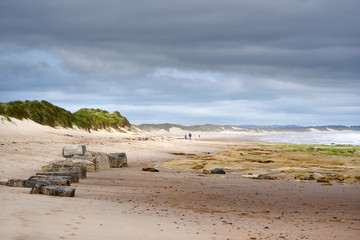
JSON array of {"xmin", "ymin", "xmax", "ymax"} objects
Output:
[
  {"xmin": 311, "ymin": 173, "xmax": 324, "ymax": 179},
  {"xmin": 71, "ymin": 157, "xmax": 96, "ymax": 172},
  {"xmin": 252, "ymin": 174, "xmax": 277, "ymax": 180},
  {"xmin": 5, "ymin": 179, "xmax": 27, "ymax": 187},
  {"xmin": 242, "ymin": 173, "xmax": 256, "ymax": 178},
  {"xmin": 85, "ymin": 151, "xmax": 111, "ymax": 171},
  {"xmin": 62, "ymin": 145, "xmax": 86, "ymax": 158},
  {"xmin": 2, "ymin": 145, "xmax": 129, "ymax": 198},
  {"xmin": 30, "ymin": 184, "xmax": 75, "ymax": 197},
  {"xmin": 27, "ymin": 175, "xmax": 71, "ymax": 187},
  {"xmin": 42, "ymin": 160, "xmax": 87, "ymax": 179},
  {"xmin": 249, "ymin": 159, "xmax": 274, "ymax": 163},
  {"xmin": 108, "ymin": 152, "xmax": 128, "ymax": 168},
  {"xmin": 36, "ymin": 171, "xmax": 79, "ymax": 183},
  {"xmin": 142, "ymin": 167, "xmax": 159, "ymax": 172},
  {"xmin": 192, "ymin": 164, "xmax": 204, "ymax": 170},
  {"xmin": 202, "ymin": 169, "xmax": 211, "ymax": 175},
  {"xmin": 317, "ymin": 179, "xmax": 330, "ymax": 183},
  {"xmin": 5, "ymin": 175, "xmax": 72, "ymax": 188},
  {"xmin": 210, "ymin": 168, "xmax": 226, "ymax": 174},
  {"xmin": 321, "ymin": 183, "xmax": 333, "ymax": 186},
  {"xmin": 0, "ymin": 181, "xmax": 7, "ymax": 186},
  {"xmin": 325, "ymin": 174, "xmax": 350, "ymax": 182}
]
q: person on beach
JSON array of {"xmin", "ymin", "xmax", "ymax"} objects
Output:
[
  {"xmin": 185, "ymin": 134, "xmax": 187, "ymax": 140},
  {"xmin": 189, "ymin": 132, "xmax": 192, "ymax": 140}
]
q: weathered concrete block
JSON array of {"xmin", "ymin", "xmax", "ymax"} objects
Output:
[
  {"xmin": 71, "ymin": 155, "xmax": 96, "ymax": 161},
  {"xmin": 6, "ymin": 176, "xmax": 72, "ymax": 188},
  {"xmin": 6, "ymin": 179, "xmax": 27, "ymax": 187},
  {"xmin": 42, "ymin": 160, "xmax": 86, "ymax": 179},
  {"xmin": 28, "ymin": 175, "xmax": 71, "ymax": 187},
  {"xmin": 30, "ymin": 184, "xmax": 75, "ymax": 197},
  {"xmin": 108, "ymin": 153, "xmax": 128, "ymax": 168},
  {"xmin": 41, "ymin": 159, "xmax": 73, "ymax": 172},
  {"xmin": 51, "ymin": 165, "xmax": 86, "ymax": 179},
  {"xmin": 62, "ymin": 145, "xmax": 86, "ymax": 158},
  {"xmin": 36, "ymin": 171, "xmax": 79, "ymax": 183},
  {"xmin": 0, "ymin": 181, "xmax": 7, "ymax": 186},
  {"xmin": 71, "ymin": 155, "xmax": 96, "ymax": 172},
  {"xmin": 85, "ymin": 151, "xmax": 110, "ymax": 171}
]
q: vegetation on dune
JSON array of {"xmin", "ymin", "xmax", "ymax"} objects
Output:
[
  {"xmin": 73, "ymin": 108, "xmax": 130, "ymax": 131},
  {"xmin": 0, "ymin": 100, "xmax": 75, "ymax": 128},
  {"xmin": 0, "ymin": 100, "xmax": 131, "ymax": 131}
]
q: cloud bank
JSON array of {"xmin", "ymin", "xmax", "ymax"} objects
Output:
[{"xmin": 1, "ymin": 0, "xmax": 359, "ymax": 125}]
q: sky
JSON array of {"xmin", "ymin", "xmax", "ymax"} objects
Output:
[{"xmin": 0, "ymin": 0, "xmax": 359, "ymax": 126}]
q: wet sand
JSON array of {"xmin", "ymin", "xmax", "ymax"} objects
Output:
[{"xmin": 0, "ymin": 118, "xmax": 359, "ymax": 239}]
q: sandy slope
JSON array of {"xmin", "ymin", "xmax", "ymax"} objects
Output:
[{"xmin": 0, "ymin": 117, "xmax": 359, "ymax": 240}]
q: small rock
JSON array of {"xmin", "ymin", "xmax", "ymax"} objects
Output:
[
  {"xmin": 142, "ymin": 167, "xmax": 159, "ymax": 172},
  {"xmin": 310, "ymin": 173, "xmax": 323, "ymax": 179},
  {"xmin": 317, "ymin": 179, "xmax": 330, "ymax": 183},
  {"xmin": 255, "ymin": 174, "xmax": 277, "ymax": 180},
  {"xmin": 202, "ymin": 169, "xmax": 211, "ymax": 174},
  {"xmin": 192, "ymin": 164, "xmax": 204, "ymax": 170},
  {"xmin": 321, "ymin": 183, "xmax": 333, "ymax": 186},
  {"xmin": 210, "ymin": 168, "xmax": 226, "ymax": 174}
]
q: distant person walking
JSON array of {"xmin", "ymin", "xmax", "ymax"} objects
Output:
[
  {"xmin": 185, "ymin": 134, "xmax": 187, "ymax": 140},
  {"xmin": 189, "ymin": 132, "xmax": 192, "ymax": 140}
]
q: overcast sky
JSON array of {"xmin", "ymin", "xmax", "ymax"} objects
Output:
[{"xmin": 0, "ymin": 0, "xmax": 359, "ymax": 126}]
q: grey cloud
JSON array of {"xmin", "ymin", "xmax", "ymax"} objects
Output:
[{"xmin": 0, "ymin": 0, "xmax": 359, "ymax": 125}]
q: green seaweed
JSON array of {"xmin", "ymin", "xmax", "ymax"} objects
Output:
[{"xmin": 258, "ymin": 143, "xmax": 360, "ymax": 157}]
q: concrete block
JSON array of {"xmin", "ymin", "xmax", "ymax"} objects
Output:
[
  {"xmin": 108, "ymin": 153, "xmax": 128, "ymax": 168},
  {"xmin": 36, "ymin": 171, "xmax": 79, "ymax": 183},
  {"xmin": 85, "ymin": 151, "xmax": 110, "ymax": 171},
  {"xmin": 62, "ymin": 145, "xmax": 86, "ymax": 158},
  {"xmin": 71, "ymin": 155, "xmax": 96, "ymax": 172},
  {"xmin": 30, "ymin": 184, "xmax": 75, "ymax": 197}
]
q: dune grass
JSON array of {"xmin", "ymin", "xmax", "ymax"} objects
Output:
[
  {"xmin": 0, "ymin": 100, "xmax": 130, "ymax": 131},
  {"xmin": 74, "ymin": 108, "xmax": 130, "ymax": 131}
]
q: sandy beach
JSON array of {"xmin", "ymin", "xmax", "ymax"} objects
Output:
[{"xmin": 1, "ymin": 117, "xmax": 359, "ymax": 240}]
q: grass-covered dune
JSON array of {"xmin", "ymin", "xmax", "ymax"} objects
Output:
[
  {"xmin": 73, "ymin": 108, "xmax": 130, "ymax": 131},
  {"xmin": 0, "ymin": 100, "xmax": 131, "ymax": 131}
]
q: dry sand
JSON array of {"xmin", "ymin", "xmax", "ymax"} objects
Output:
[{"xmin": 0, "ymin": 117, "xmax": 359, "ymax": 240}]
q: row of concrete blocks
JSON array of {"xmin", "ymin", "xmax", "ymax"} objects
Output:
[
  {"xmin": 3, "ymin": 145, "xmax": 128, "ymax": 197},
  {"xmin": 61, "ymin": 145, "xmax": 128, "ymax": 172},
  {"xmin": 1, "ymin": 172, "xmax": 78, "ymax": 197}
]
